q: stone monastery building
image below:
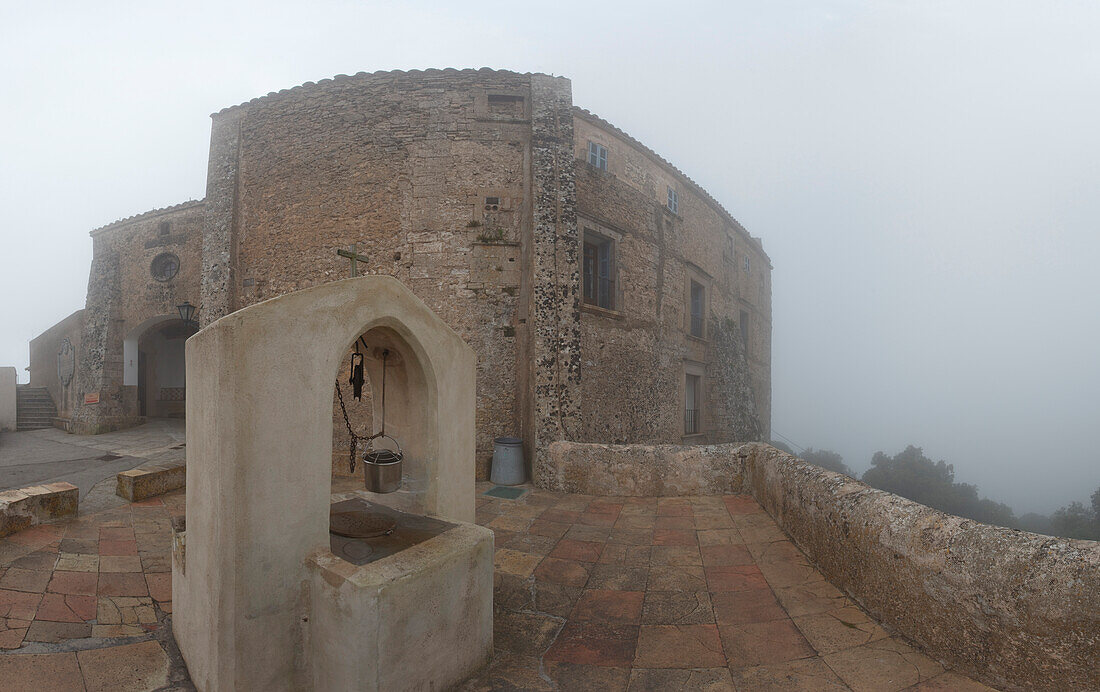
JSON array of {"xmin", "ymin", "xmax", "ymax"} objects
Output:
[{"xmin": 29, "ymin": 68, "xmax": 772, "ymax": 478}]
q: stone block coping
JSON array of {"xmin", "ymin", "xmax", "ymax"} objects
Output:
[
  {"xmin": 0, "ymin": 481, "xmax": 78, "ymax": 537},
  {"xmin": 116, "ymin": 462, "xmax": 185, "ymax": 502}
]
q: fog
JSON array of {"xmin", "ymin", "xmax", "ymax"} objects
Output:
[{"xmin": 1, "ymin": 1, "xmax": 1097, "ymax": 515}]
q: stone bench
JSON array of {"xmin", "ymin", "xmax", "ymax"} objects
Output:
[
  {"xmin": 0, "ymin": 482, "xmax": 78, "ymax": 537},
  {"xmin": 116, "ymin": 462, "xmax": 186, "ymax": 502}
]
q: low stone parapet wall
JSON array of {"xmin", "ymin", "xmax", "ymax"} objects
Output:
[
  {"xmin": 0, "ymin": 482, "xmax": 79, "ymax": 537},
  {"xmin": 738, "ymin": 442, "xmax": 1100, "ymax": 692},
  {"xmin": 538, "ymin": 440, "xmax": 744, "ymax": 496}
]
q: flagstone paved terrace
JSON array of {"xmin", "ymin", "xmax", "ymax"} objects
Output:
[{"xmin": 0, "ymin": 479, "xmax": 995, "ymax": 690}]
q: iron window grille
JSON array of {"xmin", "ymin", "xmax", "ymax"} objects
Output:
[
  {"xmin": 684, "ymin": 408, "xmax": 700, "ymax": 435},
  {"xmin": 685, "ymin": 372, "xmax": 701, "ymax": 435},
  {"xmin": 740, "ymin": 310, "xmax": 750, "ymax": 355}
]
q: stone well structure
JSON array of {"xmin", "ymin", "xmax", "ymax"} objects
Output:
[
  {"xmin": 172, "ymin": 276, "xmax": 493, "ymax": 691},
  {"xmin": 28, "ymin": 68, "xmax": 771, "ymax": 480}
]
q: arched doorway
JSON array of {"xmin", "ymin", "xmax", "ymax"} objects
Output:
[{"xmin": 123, "ymin": 316, "xmax": 199, "ymax": 419}]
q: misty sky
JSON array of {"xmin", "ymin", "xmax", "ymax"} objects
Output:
[{"xmin": 2, "ymin": 1, "xmax": 1098, "ymax": 514}]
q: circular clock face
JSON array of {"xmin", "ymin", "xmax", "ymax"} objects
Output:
[{"xmin": 151, "ymin": 253, "xmax": 180, "ymax": 281}]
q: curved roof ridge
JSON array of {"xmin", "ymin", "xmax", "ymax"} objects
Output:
[
  {"xmin": 213, "ymin": 67, "xmax": 555, "ymax": 116},
  {"xmin": 572, "ymin": 106, "xmax": 768, "ymax": 261},
  {"xmin": 90, "ymin": 199, "xmax": 205, "ymax": 236}
]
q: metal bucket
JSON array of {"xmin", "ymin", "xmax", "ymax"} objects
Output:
[
  {"xmin": 362, "ymin": 434, "xmax": 403, "ymax": 493},
  {"xmin": 490, "ymin": 436, "xmax": 525, "ymax": 486}
]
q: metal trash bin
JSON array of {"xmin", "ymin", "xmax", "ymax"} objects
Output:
[{"xmin": 490, "ymin": 437, "xmax": 525, "ymax": 486}]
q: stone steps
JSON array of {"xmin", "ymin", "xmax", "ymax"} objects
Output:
[{"xmin": 16, "ymin": 387, "xmax": 58, "ymax": 430}]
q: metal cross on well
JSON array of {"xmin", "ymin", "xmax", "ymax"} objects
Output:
[{"xmin": 337, "ymin": 243, "xmax": 370, "ymax": 277}]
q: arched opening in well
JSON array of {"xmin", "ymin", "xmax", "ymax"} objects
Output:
[{"xmin": 329, "ymin": 325, "xmax": 434, "ymax": 510}]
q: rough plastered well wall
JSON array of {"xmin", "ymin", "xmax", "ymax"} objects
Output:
[
  {"xmin": 571, "ymin": 112, "xmax": 769, "ymax": 444},
  {"xmin": 69, "ymin": 203, "xmax": 204, "ymax": 433},
  {"xmin": 202, "ymin": 69, "xmax": 552, "ymax": 477},
  {"xmin": 740, "ymin": 443, "xmax": 1100, "ymax": 692}
]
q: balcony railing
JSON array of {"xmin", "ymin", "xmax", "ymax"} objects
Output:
[
  {"xmin": 684, "ymin": 408, "xmax": 700, "ymax": 435},
  {"xmin": 690, "ymin": 314, "xmax": 704, "ymax": 338}
]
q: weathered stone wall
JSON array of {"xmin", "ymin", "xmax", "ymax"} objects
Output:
[
  {"xmin": 205, "ymin": 69, "xmax": 577, "ymax": 478},
  {"xmin": 572, "ymin": 112, "xmax": 771, "ymax": 444},
  {"xmin": 740, "ymin": 443, "xmax": 1100, "ymax": 692},
  {"xmin": 540, "ymin": 440, "xmax": 744, "ymax": 496},
  {"xmin": 56, "ymin": 69, "xmax": 771, "ymax": 464},
  {"xmin": 70, "ymin": 202, "xmax": 204, "ymax": 433},
  {"xmin": 28, "ymin": 309, "xmax": 84, "ymax": 420},
  {"xmin": 529, "ymin": 75, "xmax": 582, "ymax": 462}
]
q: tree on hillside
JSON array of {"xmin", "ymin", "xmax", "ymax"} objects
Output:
[
  {"xmin": 1017, "ymin": 512, "xmax": 1054, "ymax": 535},
  {"xmin": 1049, "ymin": 501, "xmax": 1099, "ymax": 541},
  {"xmin": 1009, "ymin": 486, "xmax": 1099, "ymax": 540},
  {"xmin": 861, "ymin": 445, "xmax": 1017, "ymax": 528},
  {"xmin": 799, "ymin": 448, "xmax": 852, "ymax": 476}
]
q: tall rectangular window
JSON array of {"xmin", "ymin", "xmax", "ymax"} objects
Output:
[
  {"xmin": 588, "ymin": 142, "xmax": 608, "ymax": 171},
  {"xmin": 739, "ymin": 310, "xmax": 750, "ymax": 355},
  {"xmin": 583, "ymin": 234, "xmax": 614, "ymax": 309},
  {"xmin": 689, "ymin": 280, "xmax": 705, "ymax": 337},
  {"xmin": 685, "ymin": 374, "xmax": 701, "ymax": 435},
  {"xmin": 667, "ymin": 187, "xmax": 678, "ymax": 214}
]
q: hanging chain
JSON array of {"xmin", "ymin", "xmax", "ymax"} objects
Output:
[
  {"xmin": 335, "ymin": 347, "xmax": 392, "ymax": 474},
  {"xmin": 335, "ymin": 379, "xmax": 373, "ymax": 474},
  {"xmin": 379, "ymin": 350, "xmax": 387, "ymax": 437}
]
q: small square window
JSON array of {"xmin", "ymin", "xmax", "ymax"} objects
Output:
[
  {"xmin": 583, "ymin": 232, "xmax": 615, "ymax": 310},
  {"xmin": 158, "ymin": 221, "xmax": 170, "ymax": 236},
  {"xmin": 689, "ymin": 280, "xmax": 705, "ymax": 338},
  {"xmin": 667, "ymin": 187, "xmax": 678, "ymax": 214},
  {"xmin": 685, "ymin": 374, "xmax": 701, "ymax": 435},
  {"xmin": 587, "ymin": 142, "xmax": 608, "ymax": 171}
]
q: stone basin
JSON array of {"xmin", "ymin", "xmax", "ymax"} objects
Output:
[{"xmin": 329, "ymin": 496, "xmax": 456, "ymax": 565}]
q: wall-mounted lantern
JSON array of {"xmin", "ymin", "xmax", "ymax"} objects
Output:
[{"xmin": 177, "ymin": 301, "xmax": 198, "ymax": 326}]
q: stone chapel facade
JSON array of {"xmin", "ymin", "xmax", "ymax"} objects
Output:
[{"xmin": 29, "ymin": 68, "xmax": 772, "ymax": 479}]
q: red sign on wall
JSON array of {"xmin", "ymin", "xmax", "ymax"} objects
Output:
[{"xmin": 83, "ymin": 393, "xmax": 100, "ymax": 405}]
